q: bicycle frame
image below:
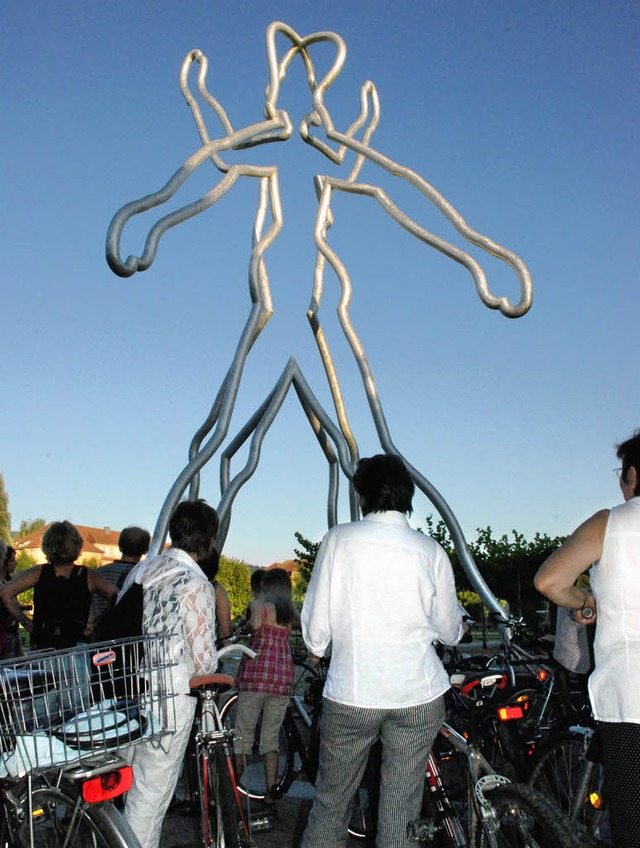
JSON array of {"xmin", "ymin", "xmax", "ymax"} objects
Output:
[
  {"xmin": 416, "ymin": 673, "xmax": 556, "ymax": 848},
  {"xmin": 437, "ymin": 720, "xmax": 508, "ymax": 846},
  {"xmin": 189, "ymin": 643, "xmax": 258, "ymax": 848}
]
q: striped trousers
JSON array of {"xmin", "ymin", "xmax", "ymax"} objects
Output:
[{"xmin": 302, "ymin": 695, "xmax": 445, "ymax": 848}]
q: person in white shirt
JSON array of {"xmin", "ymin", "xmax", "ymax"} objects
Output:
[
  {"xmin": 301, "ymin": 454, "xmax": 464, "ymax": 848},
  {"xmin": 535, "ymin": 429, "xmax": 640, "ymax": 848},
  {"xmin": 123, "ymin": 500, "xmax": 219, "ymax": 848}
]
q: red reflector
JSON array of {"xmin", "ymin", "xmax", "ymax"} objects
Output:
[
  {"xmin": 82, "ymin": 767, "xmax": 133, "ymax": 803},
  {"xmin": 498, "ymin": 706, "xmax": 524, "ymax": 721},
  {"xmin": 536, "ymin": 669, "xmax": 548, "ymax": 681}
]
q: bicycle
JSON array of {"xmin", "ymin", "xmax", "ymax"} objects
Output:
[
  {"xmin": 0, "ymin": 634, "xmax": 177, "ymax": 848},
  {"xmin": 188, "ymin": 642, "xmax": 263, "ymax": 848},
  {"xmin": 386, "ymin": 667, "xmax": 583, "ymax": 846},
  {"xmin": 447, "ymin": 615, "xmax": 589, "ymax": 780}
]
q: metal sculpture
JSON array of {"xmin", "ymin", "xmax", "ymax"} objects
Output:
[{"xmin": 106, "ymin": 22, "xmax": 532, "ymax": 618}]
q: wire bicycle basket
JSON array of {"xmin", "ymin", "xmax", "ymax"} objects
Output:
[{"xmin": 0, "ymin": 635, "xmax": 178, "ymax": 777}]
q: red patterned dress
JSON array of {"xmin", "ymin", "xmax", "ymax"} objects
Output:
[{"xmin": 235, "ymin": 614, "xmax": 294, "ymax": 695}]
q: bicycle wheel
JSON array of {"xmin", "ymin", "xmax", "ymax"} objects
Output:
[
  {"xmin": 528, "ymin": 731, "xmax": 602, "ymax": 838},
  {"xmin": 219, "ymin": 692, "xmax": 294, "ymax": 800},
  {"xmin": 474, "ymin": 782, "xmax": 582, "ymax": 848},
  {"xmin": 18, "ymin": 785, "xmax": 137, "ymax": 848},
  {"xmin": 292, "ymin": 659, "xmax": 323, "ymax": 700}
]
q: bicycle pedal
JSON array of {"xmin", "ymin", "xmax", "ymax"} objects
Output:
[
  {"xmin": 249, "ymin": 813, "xmax": 275, "ymax": 832},
  {"xmin": 407, "ymin": 818, "xmax": 440, "ymax": 842}
]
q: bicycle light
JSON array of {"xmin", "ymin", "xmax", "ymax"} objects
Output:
[
  {"xmin": 589, "ymin": 792, "xmax": 603, "ymax": 809},
  {"xmin": 81, "ymin": 766, "xmax": 133, "ymax": 802},
  {"xmin": 497, "ymin": 706, "xmax": 524, "ymax": 721}
]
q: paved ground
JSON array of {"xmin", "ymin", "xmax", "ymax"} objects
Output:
[{"xmin": 161, "ymin": 779, "xmax": 363, "ymax": 847}]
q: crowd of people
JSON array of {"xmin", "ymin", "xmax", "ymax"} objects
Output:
[{"xmin": 0, "ymin": 431, "xmax": 638, "ymax": 848}]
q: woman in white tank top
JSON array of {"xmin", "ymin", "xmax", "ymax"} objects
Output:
[{"xmin": 534, "ymin": 429, "xmax": 640, "ymax": 848}]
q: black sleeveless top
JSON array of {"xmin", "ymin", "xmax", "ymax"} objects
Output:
[{"xmin": 32, "ymin": 565, "xmax": 92, "ymax": 649}]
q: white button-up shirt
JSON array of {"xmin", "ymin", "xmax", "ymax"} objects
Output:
[{"xmin": 302, "ymin": 511, "xmax": 463, "ymax": 708}]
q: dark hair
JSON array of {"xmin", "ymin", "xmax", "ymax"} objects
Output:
[
  {"xmin": 617, "ymin": 430, "xmax": 640, "ymax": 496},
  {"xmin": 118, "ymin": 526, "xmax": 151, "ymax": 559},
  {"xmin": 2, "ymin": 545, "xmax": 15, "ymax": 578},
  {"xmin": 42, "ymin": 521, "xmax": 84, "ymax": 565},
  {"xmin": 198, "ymin": 547, "xmax": 220, "ymax": 581},
  {"xmin": 262, "ymin": 568, "xmax": 294, "ymax": 625},
  {"xmin": 250, "ymin": 569, "xmax": 264, "ymax": 594},
  {"xmin": 169, "ymin": 499, "xmax": 219, "ymax": 560},
  {"xmin": 353, "ymin": 454, "xmax": 414, "ymax": 515}
]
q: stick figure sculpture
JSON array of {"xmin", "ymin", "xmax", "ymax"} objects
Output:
[{"xmin": 106, "ymin": 23, "xmax": 532, "ymax": 616}]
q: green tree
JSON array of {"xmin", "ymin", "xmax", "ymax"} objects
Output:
[
  {"xmin": 422, "ymin": 516, "xmax": 565, "ymax": 621},
  {"xmin": 16, "ymin": 551, "xmax": 36, "ymax": 572},
  {"xmin": 0, "ymin": 474, "xmax": 11, "ymax": 543},
  {"xmin": 16, "ymin": 518, "xmax": 46, "ymax": 538},
  {"xmin": 293, "ymin": 532, "xmax": 320, "ymax": 601},
  {"xmin": 217, "ymin": 556, "xmax": 253, "ymax": 620},
  {"xmin": 15, "ymin": 551, "xmax": 37, "ymax": 609}
]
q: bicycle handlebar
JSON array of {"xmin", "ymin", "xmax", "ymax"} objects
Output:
[{"xmin": 217, "ymin": 642, "xmax": 257, "ymax": 662}]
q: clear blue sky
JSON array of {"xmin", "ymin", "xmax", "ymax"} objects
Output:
[{"xmin": 2, "ymin": 1, "xmax": 638, "ymax": 567}]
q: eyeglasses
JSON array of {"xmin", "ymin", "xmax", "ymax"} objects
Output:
[{"xmin": 613, "ymin": 467, "xmax": 623, "ymax": 479}]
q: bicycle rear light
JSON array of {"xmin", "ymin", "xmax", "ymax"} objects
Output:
[
  {"xmin": 81, "ymin": 766, "xmax": 133, "ymax": 802},
  {"xmin": 588, "ymin": 792, "xmax": 603, "ymax": 810},
  {"xmin": 536, "ymin": 669, "xmax": 548, "ymax": 682},
  {"xmin": 497, "ymin": 706, "xmax": 524, "ymax": 721}
]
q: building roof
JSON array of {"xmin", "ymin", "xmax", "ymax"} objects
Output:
[
  {"xmin": 264, "ymin": 559, "xmax": 298, "ymax": 573},
  {"xmin": 13, "ymin": 523, "xmax": 120, "ymax": 555}
]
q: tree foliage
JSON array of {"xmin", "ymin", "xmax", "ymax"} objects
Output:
[
  {"xmin": 293, "ymin": 531, "xmax": 320, "ymax": 598},
  {"xmin": 16, "ymin": 518, "xmax": 46, "ymax": 538},
  {"xmin": 422, "ymin": 515, "xmax": 565, "ymax": 620},
  {"xmin": 0, "ymin": 474, "xmax": 11, "ymax": 543},
  {"xmin": 217, "ymin": 556, "xmax": 253, "ymax": 620},
  {"xmin": 14, "ymin": 551, "xmax": 37, "ymax": 608}
]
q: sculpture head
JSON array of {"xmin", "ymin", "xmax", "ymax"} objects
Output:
[{"xmin": 263, "ymin": 22, "xmax": 346, "ymax": 120}]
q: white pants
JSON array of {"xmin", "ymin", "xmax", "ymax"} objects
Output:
[{"xmin": 124, "ymin": 693, "xmax": 195, "ymax": 848}]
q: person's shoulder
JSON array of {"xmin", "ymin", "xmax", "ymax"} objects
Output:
[
  {"xmin": 410, "ymin": 528, "xmax": 447, "ymax": 559},
  {"xmin": 575, "ymin": 508, "xmax": 610, "ymax": 536},
  {"xmin": 97, "ymin": 560, "xmax": 129, "ymax": 577},
  {"xmin": 323, "ymin": 519, "xmax": 375, "ymax": 546},
  {"xmin": 214, "ymin": 580, "xmax": 230, "ymax": 598}
]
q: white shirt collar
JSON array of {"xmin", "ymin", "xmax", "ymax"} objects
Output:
[{"xmin": 362, "ymin": 510, "xmax": 409, "ymax": 526}]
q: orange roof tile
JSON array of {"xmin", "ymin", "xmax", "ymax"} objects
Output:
[{"xmin": 264, "ymin": 559, "xmax": 298, "ymax": 573}]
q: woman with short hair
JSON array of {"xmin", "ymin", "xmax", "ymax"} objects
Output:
[
  {"xmin": 0, "ymin": 520, "xmax": 118, "ymax": 649},
  {"xmin": 301, "ymin": 454, "xmax": 463, "ymax": 848}
]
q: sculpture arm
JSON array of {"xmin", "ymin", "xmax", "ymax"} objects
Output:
[{"xmin": 106, "ymin": 146, "xmax": 239, "ymax": 277}]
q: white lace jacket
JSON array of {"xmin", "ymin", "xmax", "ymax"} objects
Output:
[{"xmin": 125, "ymin": 548, "xmax": 217, "ymax": 694}]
